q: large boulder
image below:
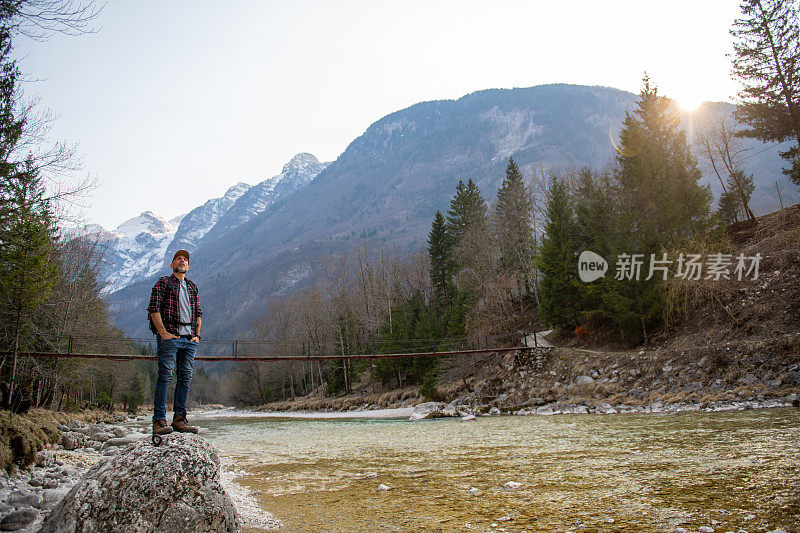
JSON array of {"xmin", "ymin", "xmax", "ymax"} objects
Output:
[
  {"xmin": 39, "ymin": 433, "xmax": 240, "ymax": 533},
  {"xmin": 60, "ymin": 432, "xmax": 86, "ymax": 451},
  {"xmin": 409, "ymin": 402, "xmax": 447, "ymax": 420}
]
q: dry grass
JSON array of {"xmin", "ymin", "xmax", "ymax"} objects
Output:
[
  {"xmin": 259, "ymin": 387, "xmax": 423, "ymax": 412},
  {"xmin": 0, "ymin": 412, "xmax": 59, "ymax": 472},
  {"xmin": 0, "ymin": 408, "xmax": 124, "ymax": 472}
]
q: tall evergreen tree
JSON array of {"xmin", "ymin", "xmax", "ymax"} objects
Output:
[
  {"xmin": 0, "ymin": 26, "xmax": 58, "ymax": 411},
  {"xmin": 615, "ymin": 76, "xmax": 712, "ymax": 251},
  {"xmin": 427, "ymin": 210, "xmax": 453, "ymax": 312},
  {"xmin": 0, "ymin": 157, "xmax": 59, "ymax": 411},
  {"xmin": 731, "ymin": 0, "xmax": 800, "ymax": 185},
  {"xmin": 446, "ymin": 178, "xmax": 487, "ymax": 246},
  {"xmin": 607, "ymin": 77, "xmax": 712, "ymax": 343},
  {"xmin": 0, "ymin": 26, "xmax": 22, "ymax": 229},
  {"xmin": 573, "ymin": 168, "xmax": 617, "ymax": 319},
  {"xmin": 445, "ymin": 178, "xmax": 491, "ymax": 300},
  {"xmin": 493, "ymin": 157, "xmax": 534, "ymax": 290},
  {"xmin": 538, "ymin": 175, "xmax": 580, "ymax": 330}
]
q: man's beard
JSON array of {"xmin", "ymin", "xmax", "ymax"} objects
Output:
[{"xmin": 173, "ymin": 265, "xmax": 188, "ymax": 274}]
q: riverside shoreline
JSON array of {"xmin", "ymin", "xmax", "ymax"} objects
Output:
[
  {"xmin": 258, "ymin": 339, "xmax": 800, "ymax": 420},
  {"xmin": 0, "ymin": 415, "xmax": 280, "ymax": 532},
  {"xmin": 1, "ymin": 402, "xmax": 796, "ymax": 532},
  {"xmin": 253, "ymin": 394, "xmax": 799, "ymax": 419},
  {"xmin": 0, "ymin": 419, "xmax": 147, "ymax": 532}
]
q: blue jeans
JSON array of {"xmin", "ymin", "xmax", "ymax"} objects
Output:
[{"xmin": 153, "ymin": 337, "xmax": 197, "ymax": 421}]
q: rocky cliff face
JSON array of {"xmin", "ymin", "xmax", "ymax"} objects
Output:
[
  {"xmin": 199, "ymin": 152, "xmax": 329, "ymax": 243},
  {"xmin": 164, "ymin": 181, "xmax": 252, "ymax": 265},
  {"xmin": 89, "ymin": 153, "xmax": 327, "ymax": 294},
  {"xmin": 85, "ymin": 211, "xmax": 183, "ymax": 294}
]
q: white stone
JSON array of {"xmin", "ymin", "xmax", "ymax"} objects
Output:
[
  {"xmin": 409, "ymin": 402, "xmax": 447, "ymax": 421},
  {"xmin": 109, "ymin": 426, "xmax": 130, "ymax": 438},
  {"xmin": 377, "ymin": 484, "xmax": 391, "ymax": 491},
  {"xmin": 502, "ymin": 481, "xmax": 522, "ymax": 490},
  {"xmin": 461, "ymin": 414, "xmax": 476, "ymax": 422},
  {"xmin": 101, "ymin": 434, "xmax": 143, "ymax": 449}
]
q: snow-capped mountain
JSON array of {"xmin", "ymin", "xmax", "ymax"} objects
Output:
[
  {"xmin": 164, "ymin": 182, "xmax": 252, "ymax": 266},
  {"xmin": 90, "ymin": 153, "xmax": 328, "ymax": 295},
  {"xmin": 104, "ymin": 84, "xmax": 798, "ymax": 340},
  {"xmin": 201, "ymin": 153, "xmax": 329, "ymax": 242},
  {"xmin": 89, "ymin": 211, "xmax": 184, "ymax": 293}
]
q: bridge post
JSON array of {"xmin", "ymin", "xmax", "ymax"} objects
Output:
[
  {"xmin": 68, "ymin": 336, "xmax": 72, "ymax": 355},
  {"xmin": 233, "ymin": 341, "xmax": 237, "ymax": 358}
]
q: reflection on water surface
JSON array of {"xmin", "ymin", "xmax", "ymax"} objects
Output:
[{"xmin": 201, "ymin": 409, "xmax": 799, "ymax": 532}]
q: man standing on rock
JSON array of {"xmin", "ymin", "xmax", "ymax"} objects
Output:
[{"xmin": 148, "ymin": 249, "xmax": 202, "ymax": 435}]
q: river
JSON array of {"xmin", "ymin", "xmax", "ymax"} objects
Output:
[{"xmin": 195, "ymin": 408, "xmax": 799, "ymax": 533}]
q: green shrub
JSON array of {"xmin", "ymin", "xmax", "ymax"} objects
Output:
[{"xmin": 420, "ymin": 371, "xmax": 441, "ymax": 401}]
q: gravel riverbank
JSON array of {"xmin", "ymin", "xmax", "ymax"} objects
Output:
[
  {"xmin": 0, "ymin": 419, "xmax": 147, "ymax": 532},
  {"xmin": 0, "ymin": 416, "xmax": 280, "ymax": 532}
]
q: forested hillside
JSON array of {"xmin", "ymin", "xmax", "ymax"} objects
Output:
[{"xmin": 106, "ymin": 84, "xmax": 796, "ymax": 342}]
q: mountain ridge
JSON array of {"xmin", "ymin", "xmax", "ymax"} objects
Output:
[{"xmin": 103, "ymin": 83, "xmax": 798, "ymax": 340}]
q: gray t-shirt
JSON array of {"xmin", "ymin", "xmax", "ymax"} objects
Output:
[{"xmin": 178, "ymin": 279, "xmax": 192, "ymax": 336}]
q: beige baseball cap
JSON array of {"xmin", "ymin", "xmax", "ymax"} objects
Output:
[{"xmin": 172, "ymin": 249, "xmax": 190, "ymax": 262}]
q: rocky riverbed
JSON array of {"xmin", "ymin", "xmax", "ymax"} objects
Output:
[
  {"xmin": 261, "ymin": 343, "xmax": 800, "ymax": 420},
  {"xmin": 407, "ymin": 393, "xmax": 799, "ymax": 420},
  {"xmin": 0, "ymin": 416, "xmax": 282, "ymax": 532},
  {"xmin": 0, "ymin": 419, "xmax": 147, "ymax": 532}
]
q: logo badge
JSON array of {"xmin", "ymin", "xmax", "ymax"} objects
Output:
[{"xmin": 578, "ymin": 251, "xmax": 608, "ymax": 282}]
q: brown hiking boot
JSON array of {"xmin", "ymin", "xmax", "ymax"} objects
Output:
[
  {"xmin": 171, "ymin": 413, "xmax": 199, "ymax": 433},
  {"xmin": 153, "ymin": 419, "xmax": 173, "ymax": 435}
]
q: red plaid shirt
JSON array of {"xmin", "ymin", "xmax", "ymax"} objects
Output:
[{"xmin": 147, "ymin": 274, "xmax": 202, "ymax": 336}]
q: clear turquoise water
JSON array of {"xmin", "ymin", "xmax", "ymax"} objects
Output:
[{"xmin": 198, "ymin": 408, "xmax": 800, "ymax": 532}]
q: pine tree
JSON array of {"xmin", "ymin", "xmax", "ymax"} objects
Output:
[
  {"xmin": 573, "ymin": 168, "xmax": 617, "ymax": 319},
  {"xmin": 538, "ymin": 175, "xmax": 580, "ymax": 330},
  {"xmin": 615, "ymin": 76, "xmax": 712, "ymax": 251},
  {"xmin": 0, "ymin": 158, "xmax": 59, "ymax": 411},
  {"xmin": 0, "ymin": 26, "xmax": 23, "ymax": 231},
  {"xmin": 731, "ymin": 0, "xmax": 800, "ymax": 185},
  {"xmin": 427, "ymin": 211, "xmax": 453, "ymax": 312},
  {"xmin": 718, "ymin": 170, "xmax": 756, "ymax": 226},
  {"xmin": 445, "ymin": 178, "xmax": 491, "ymax": 301},
  {"xmin": 607, "ymin": 77, "xmax": 712, "ymax": 343},
  {"xmin": 0, "ymin": 26, "xmax": 58, "ymax": 411},
  {"xmin": 446, "ymin": 178, "xmax": 487, "ymax": 247},
  {"xmin": 492, "ymin": 157, "xmax": 534, "ymax": 291}
]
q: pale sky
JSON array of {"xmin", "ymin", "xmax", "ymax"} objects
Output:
[{"xmin": 15, "ymin": 0, "xmax": 743, "ymax": 230}]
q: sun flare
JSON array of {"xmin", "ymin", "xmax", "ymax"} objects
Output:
[{"xmin": 678, "ymin": 96, "xmax": 704, "ymax": 112}]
